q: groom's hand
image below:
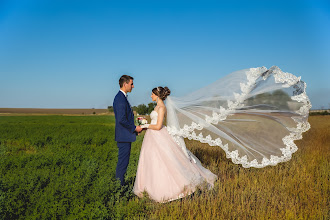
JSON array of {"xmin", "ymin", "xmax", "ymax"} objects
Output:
[{"xmin": 135, "ymin": 126, "xmax": 143, "ymax": 133}]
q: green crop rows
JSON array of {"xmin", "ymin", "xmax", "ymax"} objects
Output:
[{"xmin": 0, "ymin": 116, "xmax": 147, "ymax": 219}]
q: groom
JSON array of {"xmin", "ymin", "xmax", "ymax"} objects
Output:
[{"xmin": 113, "ymin": 75, "xmax": 142, "ymax": 186}]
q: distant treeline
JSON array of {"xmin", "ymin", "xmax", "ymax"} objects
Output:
[
  {"xmin": 108, "ymin": 102, "xmax": 157, "ymax": 115},
  {"xmin": 309, "ymin": 110, "xmax": 330, "ymax": 116}
]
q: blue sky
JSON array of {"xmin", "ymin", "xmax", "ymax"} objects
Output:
[{"xmin": 0, "ymin": 0, "xmax": 329, "ymax": 109}]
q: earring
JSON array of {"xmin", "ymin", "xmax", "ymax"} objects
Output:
[{"xmin": 156, "ymin": 97, "xmax": 159, "ymax": 103}]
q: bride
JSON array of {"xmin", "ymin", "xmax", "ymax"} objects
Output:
[
  {"xmin": 133, "ymin": 66, "xmax": 311, "ymax": 203},
  {"xmin": 133, "ymin": 86, "xmax": 217, "ymax": 203}
]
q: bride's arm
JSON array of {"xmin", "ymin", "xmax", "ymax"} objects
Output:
[{"xmin": 147, "ymin": 106, "xmax": 165, "ymax": 130}]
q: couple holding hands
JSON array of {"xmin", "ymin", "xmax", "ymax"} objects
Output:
[{"xmin": 113, "ymin": 75, "xmax": 216, "ymax": 203}]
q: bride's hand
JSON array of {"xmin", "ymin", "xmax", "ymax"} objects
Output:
[{"xmin": 141, "ymin": 124, "xmax": 149, "ymax": 129}]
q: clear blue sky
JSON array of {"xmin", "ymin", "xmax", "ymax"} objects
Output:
[{"xmin": 0, "ymin": 0, "xmax": 329, "ymax": 109}]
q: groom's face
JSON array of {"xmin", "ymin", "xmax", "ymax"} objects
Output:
[{"xmin": 125, "ymin": 79, "xmax": 134, "ymax": 93}]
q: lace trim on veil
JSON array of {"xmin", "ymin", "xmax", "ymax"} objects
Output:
[{"xmin": 166, "ymin": 66, "xmax": 311, "ymax": 168}]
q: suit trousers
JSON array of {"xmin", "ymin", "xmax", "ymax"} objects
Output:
[{"xmin": 116, "ymin": 142, "xmax": 132, "ymax": 185}]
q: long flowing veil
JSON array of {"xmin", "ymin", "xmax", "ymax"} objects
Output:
[{"xmin": 166, "ymin": 66, "xmax": 311, "ymax": 168}]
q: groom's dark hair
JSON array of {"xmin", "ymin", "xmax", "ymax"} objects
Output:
[{"xmin": 119, "ymin": 75, "xmax": 134, "ymax": 88}]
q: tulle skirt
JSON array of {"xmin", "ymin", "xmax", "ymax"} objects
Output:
[{"xmin": 133, "ymin": 126, "xmax": 217, "ymax": 203}]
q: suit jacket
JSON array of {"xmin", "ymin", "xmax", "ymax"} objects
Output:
[{"xmin": 113, "ymin": 91, "xmax": 136, "ymax": 142}]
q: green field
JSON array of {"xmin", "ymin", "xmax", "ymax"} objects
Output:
[{"xmin": 0, "ymin": 115, "xmax": 329, "ymax": 219}]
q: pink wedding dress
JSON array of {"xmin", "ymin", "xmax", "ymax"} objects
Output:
[{"xmin": 133, "ymin": 110, "xmax": 217, "ymax": 203}]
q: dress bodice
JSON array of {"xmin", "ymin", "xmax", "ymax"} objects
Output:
[{"xmin": 150, "ymin": 110, "xmax": 158, "ymax": 125}]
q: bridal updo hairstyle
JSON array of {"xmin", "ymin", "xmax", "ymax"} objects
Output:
[{"xmin": 152, "ymin": 86, "xmax": 171, "ymax": 101}]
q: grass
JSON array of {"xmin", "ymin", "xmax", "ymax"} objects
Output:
[{"xmin": 0, "ymin": 115, "xmax": 328, "ymax": 219}]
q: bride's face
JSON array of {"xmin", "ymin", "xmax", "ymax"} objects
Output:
[{"xmin": 151, "ymin": 92, "xmax": 158, "ymax": 102}]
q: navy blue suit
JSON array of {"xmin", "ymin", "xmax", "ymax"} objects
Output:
[{"xmin": 113, "ymin": 91, "xmax": 136, "ymax": 185}]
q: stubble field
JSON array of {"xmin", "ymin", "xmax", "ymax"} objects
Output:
[{"xmin": 0, "ymin": 115, "xmax": 328, "ymax": 219}]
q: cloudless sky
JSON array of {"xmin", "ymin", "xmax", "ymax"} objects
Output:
[{"xmin": 0, "ymin": 0, "xmax": 329, "ymax": 109}]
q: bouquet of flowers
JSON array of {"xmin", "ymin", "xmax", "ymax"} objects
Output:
[{"xmin": 136, "ymin": 116, "xmax": 148, "ymax": 125}]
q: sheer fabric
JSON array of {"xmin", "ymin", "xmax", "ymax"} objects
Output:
[{"xmin": 166, "ymin": 66, "xmax": 311, "ymax": 168}]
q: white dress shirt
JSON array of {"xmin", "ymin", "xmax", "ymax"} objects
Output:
[
  {"xmin": 120, "ymin": 89, "xmax": 132, "ymax": 107},
  {"xmin": 120, "ymin": 89, "xmax": 127, "ymax": 97}
]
